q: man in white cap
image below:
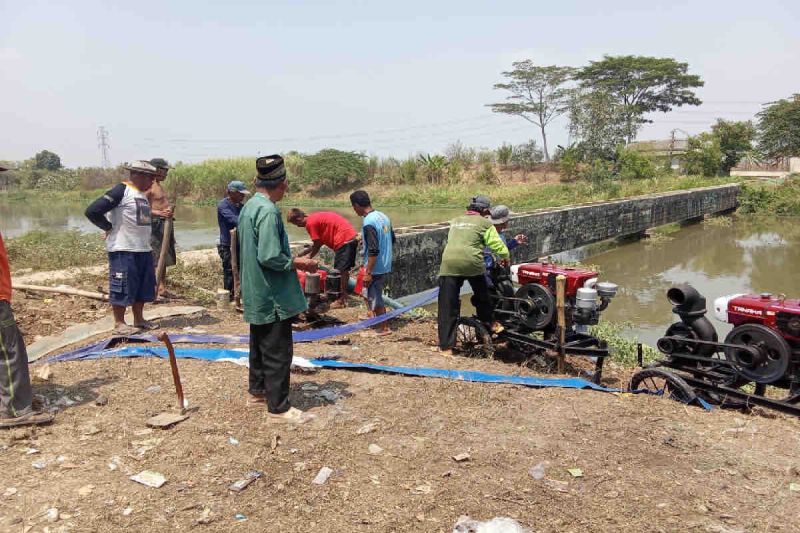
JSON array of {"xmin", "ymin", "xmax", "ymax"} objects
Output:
[
  {"xmin": 217, "ymin": 180, "xmax": 250, "ymax": 299},
  {"xmin": 85, "ymin": 161, "xmax": 159, "ymax": 335}
]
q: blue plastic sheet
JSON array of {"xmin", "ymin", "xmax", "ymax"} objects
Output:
[
  {"xmin": 54, "ymin": 343, "xmax": 618, "ymax": 393},
  {"xmin": 48, "ymin": 288, "xmax": 439, "ymax": 362},
  {"xmin": 310, "ymin": 359, "xmax": 618, "ymax": 391}
]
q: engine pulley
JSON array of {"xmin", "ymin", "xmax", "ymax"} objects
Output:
[
  {"xmin": 723, "ymin": 323, "xmax": 791, "ymax": 384},
  {"xmin": 514, "ymin": 283, "xmax": 555, "ymax": 330}
]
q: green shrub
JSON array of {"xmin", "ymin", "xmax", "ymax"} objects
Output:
[
  {"xmin": 399, "ymin": 157, "xmax": 418, "ymax": 184},
  {"xmin": 585, "ymin": 159, "xmax": 614, "ymax": 184},
  {"xmin": 684, "ymin": 133, "xmax": 722, "ymax": 177},
  {"xmin": 590, "ymin": 321, "xmax": 658, "ymax": 367},
  {"xmin": 556, "ymin": 146, "xmax": 582, "ymax": 181},
  {"xmin": 476, "ymin": 162, "xmax": 497, "ymax": 184},
  {"xmin": 418, "ymin": 154, "xmax": 448, "ymax": 183},
  {"xmin": 303, "ymin": 149, "xmax": 367, "ymax": 192},
  {"xmin": 616, "ymin": 146, "xmax": 657, "ymax": 180},
  {"xmin": 738, "ymin": 177, "xmax": 800, "ymax": 215}
]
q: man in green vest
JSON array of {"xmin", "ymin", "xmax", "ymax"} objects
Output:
[
  {"xmin": 437, "ymin": 195, "xmax": 510, "ymax": 356},
  {"xmin": 238, "ymin": 155, "xmax": 318, "ymax": 423}
]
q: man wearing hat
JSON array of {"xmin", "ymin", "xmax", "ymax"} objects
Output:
[
  {"xmin": 0, "ymin": 165, "xmax": 54, "ymax": 428},
  {"xmin": 85, "ymin": 161, "xmax": 159, "ymax": 335},
  {"xmin": 146, "ymin": 158, "xmax": 176, "ymax": 300},
  {"xmin": 436, "ymin": 195, "xmax": 510, "ymax": 356},
  {"xmin": 217, "ymin": 180, "xmax": 250, "ymax": 299},
  {"xmin": 238, "ymin": 155, "xmax": 318, "ymax": 422}
]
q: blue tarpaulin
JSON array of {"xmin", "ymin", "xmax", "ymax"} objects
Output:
[
  {"xmin": 48, "ymin": 288, "xmax": 438, "ymax": 363},
  {"xmin": 49, "ymin": 343, "xmax": 618, "ymax": 393}
]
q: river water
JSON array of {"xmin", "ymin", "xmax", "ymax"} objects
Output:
[
  {"xmin": 2, "ymin": 199, "xmax": 798, "ymax": 347},
  {"xmin": 0, "ymin": 200, "xmax": 462, "ymax": 249}
]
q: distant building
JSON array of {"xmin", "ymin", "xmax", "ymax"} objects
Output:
[
  {"xmin": 629, "ymin": 139, "xmax": 689, "ymax": 170},
  {"xmin": 731, "ymin": 157, "xmax": 800, "ymax": 179}
]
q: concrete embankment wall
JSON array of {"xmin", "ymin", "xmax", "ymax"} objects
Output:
[{"xmin": 380, "ymin": 184, "xmax": 740, "ymax": 297}]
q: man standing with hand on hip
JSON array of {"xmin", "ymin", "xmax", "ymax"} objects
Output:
[{"xmin": 238, "ymin": 155, "xmax": 317, "ymax": 423}]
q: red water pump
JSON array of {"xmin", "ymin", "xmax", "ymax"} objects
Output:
[
  {"xmin": 454, "ymin": 260, "xmax": 619, "ymax": 383},
  {"xmin": 507, "ymin": 261, "xmax": 618, "ymax": 331},
  {"xmin": 630, "ymin": 284, "xmax": 800, "ymax": 416}
]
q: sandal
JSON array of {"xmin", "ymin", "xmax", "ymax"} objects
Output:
[
  {"xmin": 0, "ymin": 410, "xmax": 54, "ymax": 429},
  {"xmin": 247, "ymin": 394, "xmax": 267, "ymax": 407},
  {"xmin": 134, "ymin": 321, "xmax": 159, "ymax": 331}
]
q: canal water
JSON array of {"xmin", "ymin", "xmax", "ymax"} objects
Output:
[{"xmin": 0, "ymin": 200, "xmax": 462, "ymax": 249}]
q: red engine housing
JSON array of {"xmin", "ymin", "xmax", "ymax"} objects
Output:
[
  {"xmin": 512, "ymin": 262, "xmax": 598, "ymax": 296},
  {"xmin": 727, "ymin": 294, "xmax": 800, "ymax": 343}
]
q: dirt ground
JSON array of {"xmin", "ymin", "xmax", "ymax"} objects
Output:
[{"xmin": 2, "ymin": 293, "xmax": 800, "ymax": 533}]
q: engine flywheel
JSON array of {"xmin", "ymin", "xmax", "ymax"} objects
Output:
[
  {"xmin": 723, "ymin": 323, "xmax": 791, "ymax": 384},
  {"xmin": 514, "ymin": 283, "xmax": 555, "ymax": 330}
]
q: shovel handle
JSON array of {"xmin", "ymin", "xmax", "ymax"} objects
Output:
[{"xmin": 158, "ymin": 332, "xmax": 185, "ymax": 412}]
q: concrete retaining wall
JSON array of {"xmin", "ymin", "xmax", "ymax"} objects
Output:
[{"xmin": 383, "ymin": 184, "xmax": 740, "ymax": 297}]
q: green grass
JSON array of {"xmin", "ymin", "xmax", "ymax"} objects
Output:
[
  {"xmin": 737, "ymin": 176, "xmax": 800, "ymax": 216},
  {"xmin": 6, "ymin": 230, "xmax": 107, "ymax": 271}
]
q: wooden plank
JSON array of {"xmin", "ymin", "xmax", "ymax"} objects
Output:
[{"xmin": 27, "ymin": 305, "xmax": 206, "ymax": 362}]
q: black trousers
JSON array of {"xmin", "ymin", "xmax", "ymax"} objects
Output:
[
  {"xmin": 437, "ymin": 274, "xmax": 493, "ymax": 349},
  {"xmin": 0, "ymin": 301, "xmax": 33, "ymax": 418},
  {"xmin": 249, "ymin": 318, "xmax": 294, "ymax": 414},
  {"xmin": 217, "ymin": 244, "xmax": 234, "ymax": 297}
]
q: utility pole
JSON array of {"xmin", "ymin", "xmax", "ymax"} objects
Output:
[{"xmin": 97, "ymin": 126, "xmax": 111, "ymax": 169}]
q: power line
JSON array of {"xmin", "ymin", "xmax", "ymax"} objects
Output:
[{"xmin": 97, "ymin": 126, "xmax": 111, "ymax": 169}]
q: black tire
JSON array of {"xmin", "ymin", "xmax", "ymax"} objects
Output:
[
  {"xmin": 455, "ymin": 317, "xmax": 494, "ymax": 358},
  {"xmin": 629, "ymin": 368, "xmax": 697, "ymax": 404}
]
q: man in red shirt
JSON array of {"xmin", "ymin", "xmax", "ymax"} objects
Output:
[
  {"xmin": 0, "ymin": 167, "xmax": 54, "ymax": 428},
  {"xmin": 288, "ymin": 209, "xmax": 358, "ymax": 308}
]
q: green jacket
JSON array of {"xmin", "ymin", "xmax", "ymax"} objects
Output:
[
  {"xmin": 238, "ymin": 193, "xmax": 307, "ymax": 325},
  {"xmin": 439, "ymin": 213, "xmax": 510, "ymax": 277}
]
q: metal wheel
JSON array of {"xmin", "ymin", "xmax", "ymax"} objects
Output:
[
  {"xmin": 514, "ymin": 283, "xmax": 555, "ymax": 331},
  {"xmin": 723, "ymin": 324, "xmax": 791, "ymax": 384},
  {"xmin": 629, "ymin": 368, "xmax": 698, "ymax": 404},
  {"xmin": 455, "ymin": 317, "xmax": 494, "ymax": 358},
  {"xmin": 701, "ymin": 380, "xmax": 767, "ymax": 409}
]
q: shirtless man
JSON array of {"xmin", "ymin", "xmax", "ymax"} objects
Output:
[{"xmin": 147, "ymin": 158, "xmax": 175, "ymax": 299}]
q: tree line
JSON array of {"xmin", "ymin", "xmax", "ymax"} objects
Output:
[{"xmin": 488, "ymin": 55, "xmax": 800, "ymax": 177}]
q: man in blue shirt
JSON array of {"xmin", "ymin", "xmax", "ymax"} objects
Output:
[
  {"xmin": 350, "ymin": 190, "xmax": 395, "ymax": 336},
  {"xmin": 217, "ymin": 181, "xmax": 250, "ymax": 299}
]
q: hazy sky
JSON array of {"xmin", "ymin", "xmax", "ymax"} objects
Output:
[{"xmin": 1, "ymin": 0, "xmax": 798, "ymax": 167}]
